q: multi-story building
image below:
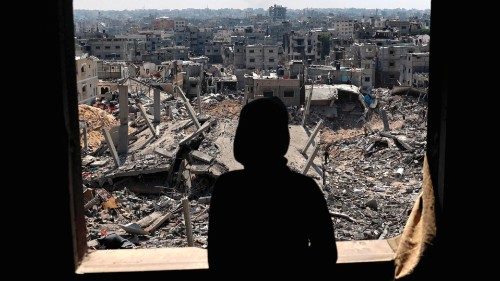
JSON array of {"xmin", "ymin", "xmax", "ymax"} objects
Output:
[
  {"xmin": 152, "ymin": 17, "xmax": 175, "ymax": 31},
  {"xmin": 175, "ymin": 26, "xmax": 213, "ymax": 56},
  {"xmin": 84, "ymin": 38, "xmax": 136, "ymax": 61},
  {"xmin": 284, "ymin": 31, "xmax": 321, "ymax": 64},
  {"xmin": 205, "ymin": 41, "xmax": 225, "ymax": 63},
  {"xmin": 267, "ymin": 21, "xmax": 292, "ymax": 45},
  {"xmin": 233, "ymin": 42, "xmax": 246, "ymax": 69},
  {"xmin": 75, "ymin": 54, "xmax": 99, "ymax": 103},
  {"xmin": 268, "ymin": 4, "xmax": 287, "ymax": 22},
  {"xmin": 151, "ymin": 46, "xmax": 190, "ymax": 63},
  {"xmin": 174, "ymin": 19, "xmax": 187, "ymax": 31},
  {"xmin": 245, "ymin": 44, "xmax": 283, "ymax": 70},
  {"xmin": 385, "ymin": 20, "xmax": 411, "ymax": 36},
  {"xmin": 244, "ymin": 72, "xmax": 301, "ymax": 106},
  {"xmin": 96, "ymin": 61, "xmax": 130, "ymax": 80},
  {"xmin": 332, "ymin": 20, "xmax": 356, "ymax": 39},
  {"xmin": 400, "ymin": 52, "xmax": 430, "ymax": 87},
  {"xmin": 376, "ymin": 44, "xmax": 420, "ymax": 87}
]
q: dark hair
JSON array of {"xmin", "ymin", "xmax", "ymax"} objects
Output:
[{"xmin": 233, "ymin": 97, "xmax": 290, "ymax": 167}]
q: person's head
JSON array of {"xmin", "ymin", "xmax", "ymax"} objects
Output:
[{"xmin": 234, "ymin": 97, "xmax": 290, "ymax": 168}]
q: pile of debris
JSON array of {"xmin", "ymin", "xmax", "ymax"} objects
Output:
[
  {"xmin": 199, "ymin": 94, "xmax": 244, "ymax": 120},
  {"xmin": 318, "ymin": 88, "xmax": 427, "ymax": 240},
  {"xmin": 85, "ymin": 186, "xmax": 211, "ymax": 249},
  {"xmin": 82, "ymin": 85, "xmax": 427, "ymax": 248},
  {"xmin": 79, "ymin": 104, "xmax": 119, "ymax": 152}
]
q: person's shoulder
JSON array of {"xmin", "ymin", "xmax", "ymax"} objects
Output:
[
  {"xmin": 287, "ymin": 169, "xmax": 320, "ymax": 191},
  {"xmin": 217, "ymin": 169, "xmax": 244, "ymax": 180},
  {"xmin": 214, "ymin": 169, "xmax": 245, "ymax": 186},
  {"xmin": 288, "ymin": 169, "xmax": 316, "ymax": 183}
]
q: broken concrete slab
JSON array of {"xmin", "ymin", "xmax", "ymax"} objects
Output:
[
  {"xmin": 154, "ymin": 147, "xmax": 176, "ymax": 159},
  {"xmin": 189, "ymin": 164, "xmax": 210, "ymax": 175},
  {"xmin": 179, "ymin": 119, "xmax": 214, "ymax": 146},
  {"xmin": 82, "ymin": 155, "xmax": 96, "ymax": 166},
  {"xmin": 189, "ymin": 150, "xmax": 214, "ymax": 164},
  {"xmin": 90, "ymin": 159, "xmax": 110, "ymax": 167},
  {"xmin": 138, "ymin": 104, "xmax": 158, "ymax": 138}
]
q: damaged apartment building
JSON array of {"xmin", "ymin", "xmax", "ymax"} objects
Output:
[
  {"xmin": 376, "ymin": 44, "xmax": 428, "ymax": 87},
  {"xmin": 76, "ymin": 54, "xmax": 99, "ymax": 104},
  {"xmin": 244, "ymin": 60, "xmax": 304, "ymax": 106},
  {"xmin": 284, "ymin": 30, "xmax": 322, "ymax": 64}
]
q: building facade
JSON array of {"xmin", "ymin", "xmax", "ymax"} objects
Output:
[{"xmin": 75, "ymin": 55, "xmax": 99, "ymax": 103}]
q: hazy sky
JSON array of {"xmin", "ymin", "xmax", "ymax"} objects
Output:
[{"xmin": 73, "ymin": 0, "xmax": 431, "ymax": 10}]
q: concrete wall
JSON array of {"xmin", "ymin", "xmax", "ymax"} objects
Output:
[
  {"xmin": 245, "ymin": 44, "xmax": 281, "ymax": 70},
  {"xmin": 284, "ymin": 31, "xmax": 321, "ymax": 63},
  {"xmin": 332, "ymin": 20, "xmax": 355, "ymax": 39},
  {"xmin": 400, "ymin": 53, "xmax": 430, "ymax": 86},
  {"xmin": 248, "ymin": 78, "xmax": 301, "ymax": 106},
  {"xmin": 87, "ymin": 38, "xmax": 135, "ymax": 61},
  {"xmin": 377, "ymin": 44, "xmax": 420, "ymax": 87},
  {"xmin": 76, "ymin": 56, "xmax": 99, "ymax": 103},
  {"xmin": 361, "ymin": 59, "xmax": 376, "ymax": 93}
]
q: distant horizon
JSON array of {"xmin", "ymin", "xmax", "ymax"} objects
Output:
[{"xmin": 73, "ymin": 0, "xmax": 430, "ymax": 11}]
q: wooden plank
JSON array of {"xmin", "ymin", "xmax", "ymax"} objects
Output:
[
  {"xmin": 379, "ymin": 131, "xmax": 413, "ymax": 151},
  {"xmin": 136, "ymin": 211, "xmax": 162, "ymax": 228},
  {"xmin": 145, "ymin": 204, "xmax": 181, "ymax": 233},
  {"xmin": 76, "ymin": 248, "xmax": 208, "ymax": 273},
  {"xmin": 76, "ymin": 240, "xmax": 395, "ymax": 274},
  {"xmin": 336, "ymin": 240, "xmax": 395, "ymax": 264}
]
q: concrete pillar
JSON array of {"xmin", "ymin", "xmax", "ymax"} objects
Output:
[
  {"xmin": 102, "ymin": 128, "xmax": 120, "ymax": 167},
  {"xmin": 380, "ymin": 109, "xmax": 389, "ymax": 131},
  {"xmin": 118, "ymin": 85, "xmax": 128, "ymax": 154},
  {"xmin": 182, "ymin": 197, "xmax": 194, "ymax": 246},
  {"xmin": 175, "ymin": 86, "xmax": 201, "ymax": 129},
  {"xmin": 153, "ymin": 88, "xmax": 161, "ymax": 123},
  {"xmin": 138, "ymin": 103, "xmax": 158, "ymax": 137},
  {"xmin": 302, "ymin": 84, "xmax": 313, "ymax": 127},
  {"xmin": 302, "ymin": 119, "xmax": 323, "ymax": 154},
  {"xmin": 197, "ymin": 71, "xmax": 202, "ymax": 115},
  {"xmin": 302, "ymin": 144, "xmax": 320, "ymax": 175},
  {"xmin": 80, "ymin": 121, "xmax": 88, "ymax": 151}
]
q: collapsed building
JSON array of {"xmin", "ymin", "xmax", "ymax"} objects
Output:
[{"xmin": 80, "ymin": 77, "xmax": 427, "ymax": 248}]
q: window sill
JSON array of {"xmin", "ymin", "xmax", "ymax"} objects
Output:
[{"xmin": 76, "ymin": 240, "xmax": 395, "ymax": 274}]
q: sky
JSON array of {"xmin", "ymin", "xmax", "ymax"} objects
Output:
[{"xmin": 73, "ymin": 0, "xmax": 431, "ymax": 10}]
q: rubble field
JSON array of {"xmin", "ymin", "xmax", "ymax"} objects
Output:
[{"xmin": 81, "ymin": 88, "xmax": 427, "ymax": 249}]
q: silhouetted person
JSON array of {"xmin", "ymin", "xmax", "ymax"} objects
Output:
[{"xmin": 208, "ymin": 97, "xmax": 337, "ymax": 277}]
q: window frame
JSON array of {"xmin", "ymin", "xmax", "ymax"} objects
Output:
[{"xmin": 59, "ymin": 0, "xmax": 446, "ymax": 278}]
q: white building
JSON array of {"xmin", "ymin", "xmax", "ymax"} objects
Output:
[{"xmin": 75, "ymin": 54, "xmax": 99, "ymax": 103}]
